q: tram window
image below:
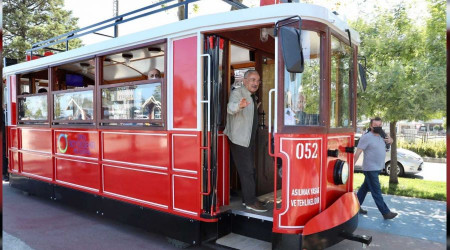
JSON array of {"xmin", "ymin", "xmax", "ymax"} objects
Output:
[
  {"xmin": 18, "ymin": 95, "xmax": 48, "ymax": 121},
  {"xmin": 100, "ymin": 43, "xmax": 165, "ymax": 127},
  {"xmin": 102, "ymin": 82, "xmax": 162, "ymax": 121},
  {"xmin": 52, "ymin": 59, "xmax": 95, "ymax": 123},
  {"xmin": 330, "ymin": 36, "xmax": 353, "ymax": 128},
  {"xmin": 102, "ymin": 44, "xmax": 165, "ymax": 84},
  {"xmin": 101, "ymin": 82, "xmax": 162, "ymax": 125},
  {"xmin": 53, "ymin": 59, "xmax": 95, "ymax": 91},
  {"xmin": 17, "ymin": 69, "xmax": 49, "ymax": 122},
  {"xmin": 54, "ymin": 91, "xmax": 94, "ymax": 121},
  {"xmin": 19, "ymin": 69, "xmax": 49, "ymax": 94},
  {"xmin": 284, "ymin": 31, "xmax": 321, "ymax": 126}
]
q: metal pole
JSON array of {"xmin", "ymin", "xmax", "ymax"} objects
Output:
[{"xmin": 113, "ymin": 0, "xmax": 119, "ymax": 37}]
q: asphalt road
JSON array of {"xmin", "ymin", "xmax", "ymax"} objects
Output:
[
  {"xmin": 412, "ymin": 162, "xmax": 446, "ymax": 182},
  {"xmin": 3, "ymin": 181, "xmax": 446, "ymax": 250}
]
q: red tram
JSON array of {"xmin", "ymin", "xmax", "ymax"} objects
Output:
[{"xmin": 3, "ymin": 1, "xmax": 371, "ymax": 249}]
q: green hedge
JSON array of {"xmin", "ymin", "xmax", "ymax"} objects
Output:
[{"xmin": 398, "ymin": 140, "xmax": 447, "ymax": 158}]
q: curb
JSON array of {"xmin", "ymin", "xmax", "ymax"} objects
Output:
[{"xmin": 423, "ymin": 157, "xmax": 446, "ymax": 163}]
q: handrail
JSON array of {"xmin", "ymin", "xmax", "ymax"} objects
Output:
[
  {"xmin": 268, "ymin": 88, "xmax": 275, "ymax": 157},
  {"xmin": 200, "ymin": 53, "xmax": 212, "ymax": 196},
  {"xmin": 268, "ymin": 88, "xmax": 279, "ymax": 210},
  {"xmin": 27, "ymin": 0, "xmax": 248, "ymax": 57},
  {"xmin": 200, "ymin": 54, "xmax": 211, "ymax": 132}
]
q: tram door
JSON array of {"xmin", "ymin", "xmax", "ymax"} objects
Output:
[
  {"xmin": 202, "ymin": 35, "xmax": 224, "ymax": 214},
  {"xmin": 256, "ymin": 54, "xmax": 279, "ymax": 195}
]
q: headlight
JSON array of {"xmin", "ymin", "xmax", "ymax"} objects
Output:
[{"xmin": 334, "ymin": 160, "xmax": 349, "ymax": 185}]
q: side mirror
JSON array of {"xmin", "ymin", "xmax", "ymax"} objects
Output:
[
  {"xmin": 280, "ymin": 26, "xmax": 304, "ymax": 73},
  {"xmin": 358, "ymin": 63, "xmax": 367, "ymax": 91}
]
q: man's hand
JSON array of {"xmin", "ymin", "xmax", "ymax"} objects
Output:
[
  {"xmin": 384, "ymin": 137, "xmax": 393, "ymax": 144},
  {"xmin": 239, "ymin": 98, "xmax": 250, "ymax": 109}
]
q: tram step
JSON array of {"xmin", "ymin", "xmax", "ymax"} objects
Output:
[
  {"xmin": 216, "ymin": 233, "xmax": 271, "ymax": 250},
  {"xmin": 217, "ymin": 211, "xmax": 273, "ymax": 245}
]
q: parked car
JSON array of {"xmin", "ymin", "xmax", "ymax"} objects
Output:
[{"xmin": 354, "ymin": 134, "xmax": 424, "ymax": 176}]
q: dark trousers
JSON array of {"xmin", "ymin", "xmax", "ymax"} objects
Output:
[
  {"xmin": 357, "ymin": 170, "xmax": 390, "ymax": 215},
  {"xmin": 229, "ymin": 141, "xmax": 256, "ymax": 205}
]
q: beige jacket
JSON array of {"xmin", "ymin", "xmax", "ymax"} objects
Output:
[{"xmin": 224, "ymin": 86, "xmax": 255, "ymax": 147}]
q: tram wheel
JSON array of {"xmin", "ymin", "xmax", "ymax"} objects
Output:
[{"xmin": 166, "ymin": 237, "xmax": 191, "ymax": 249}]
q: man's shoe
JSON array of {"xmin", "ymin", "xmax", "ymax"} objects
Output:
[
  {"xmin": 383, "ymin": 212, "xmax": 398, "ymax": 220},
  {"xmin": 246, "ymin": 202, "xmax": 268, "ymax": 212},
  {"xmin": 359, "ymin": 208, "xmax": 368, "ymax": 215},
  {"xmin": 256, "ymin": 200, "xmax": 267, "ymax": 206}
]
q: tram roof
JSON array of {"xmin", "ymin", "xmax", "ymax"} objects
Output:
[{"xmin": 4, "ymin": 3, "xmax": 360, "ymax": 76}]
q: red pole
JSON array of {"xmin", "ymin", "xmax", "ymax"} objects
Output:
[{"xmin": 260, "ymin": 0, "xmax": 280, "ymax": 6}]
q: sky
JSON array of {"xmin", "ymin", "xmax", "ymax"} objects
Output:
[
  {"xmin": 63, "ymin": 0, "xmax": 260, "ymax": 45},
  {"xmin": 63, "ymin": 0, "xmax": 429, "ymax": 45}
]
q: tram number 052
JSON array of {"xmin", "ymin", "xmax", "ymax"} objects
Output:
[{"xmin": 296, "ymin": 142, "xmax": 319, "ymax": 159}]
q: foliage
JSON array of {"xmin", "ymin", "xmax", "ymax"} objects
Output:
[
  {"xmin": 354, "ymin": 173, "xmax": 446, "ymax": 201},
  {"xmin": 3, "ymin": 0, "xmax": 83, "ymax": 62},
  {"xmin": 353, "ymin": 2, "xmax": 445, "ymax": 122},
  {"xmin": 398, "ymin": 140, "xmax": 447, "ymax": 158},
  {"xmin": 352, "ymin": 0, "xmax": 446, "ymax": 183}
]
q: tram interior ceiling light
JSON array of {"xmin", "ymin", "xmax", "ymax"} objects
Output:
[
  {"xmin": 333, "ymin": 160, "xmax": 349, "ymax": 185},
  {"xmin": 80, "ymin": 62, "xmax": 90, "ymax": 74},
  {"xmin": 148, "ymin": 47, "xmax": 162, "ymax": 52},
  {"xmin": 122, "ymin": 53, "xmax": 133, "ymax": 66}
]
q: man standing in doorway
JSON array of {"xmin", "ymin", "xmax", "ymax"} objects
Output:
[
  {"xmin": 354, "ymin": 117, "xmax": 398, "ymax": 219},
  {"xmin": 224, "ymin": 70, "xmax": 267, "ymax": 212}
]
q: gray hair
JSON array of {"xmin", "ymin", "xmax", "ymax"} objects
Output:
[{"xmin": 244, "ymin": 70, "xmax": 259, "ymax": 79}]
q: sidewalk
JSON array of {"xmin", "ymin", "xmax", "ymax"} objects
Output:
[
  {"xmin": 3, "ymin": 182, "xmax": 446, "ymax": 250},
  {"xmin": 358, "ymin": 193, "xmax": 446, "ymax": 244},
  {"xmin": 330, "ymin": 192, "xmax": 446, "ymax": 249}
]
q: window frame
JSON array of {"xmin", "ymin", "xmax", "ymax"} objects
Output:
[
  {"xmin": 50, "ymin": 58, "xmax": 97, "ymax": 128},
  {"xmin": 16, "ymin": 68, "xmax": 51, "ymax": 127},
  {"xmin": 98, "ymin": 78, "xmax": 165, "ymax": 129},
  {"xmin": 51, "ymin": 87, "xmax": 96, "ymax": 125},
  {"xmin": 96, "ymin": 40, "xmax": 168, "ymax": 131}
]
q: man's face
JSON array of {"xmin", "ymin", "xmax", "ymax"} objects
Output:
[
  {"xmin": 148, "ymin": 69, "xmax": 161, "ymax": 79},
  {"xmin": 371, "ymin": 120, "xmax": 382, "ymax": 130},
  {"xmin": 297, "ymin": 95, "xmax": 306, "ymax": 111},
  {"xmin": 243, "ymin": 72, "xmax": 260, "ymax": 93}
]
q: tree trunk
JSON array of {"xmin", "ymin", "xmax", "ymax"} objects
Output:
[
  {"xmin": 389, "ymin": 121, "xmax": 398, "ymax": 184},
  {"xmin": 231, "ymin": 0, "xmax": 244, "ymax": 11},
  {"xmin": 177, "ymin": 0, "xmax": 185, "ymax": 20}
]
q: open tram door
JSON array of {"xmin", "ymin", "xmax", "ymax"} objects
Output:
[{"xmin": 201, "ymin": 32, "xmax": 279, "ymax": 217}]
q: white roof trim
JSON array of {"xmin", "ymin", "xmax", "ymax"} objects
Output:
[{"xmin": 3, "ymin": 3, "xmax": 360, "ymax": 76}]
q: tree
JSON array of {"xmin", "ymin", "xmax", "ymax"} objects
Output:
[
  {"xmin": 3, "ymin": 0, "xmax": 82, "ymax": 62},
  {"xmin": 353, "ymin": 0, "xmax": 446, "ymax": 184}
]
